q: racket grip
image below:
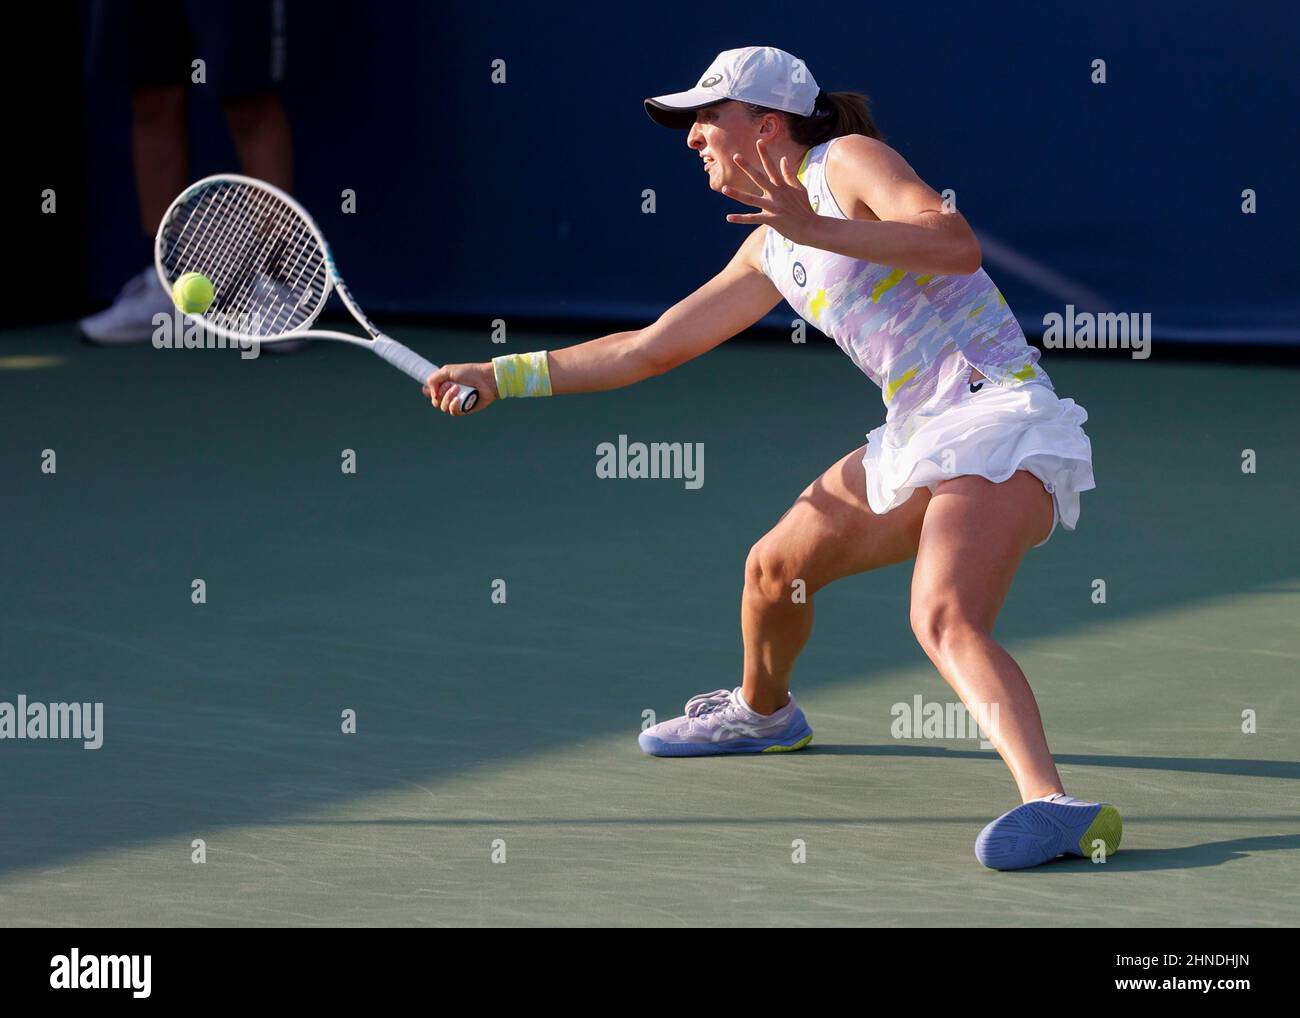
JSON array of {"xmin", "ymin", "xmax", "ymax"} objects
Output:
[{"xmin": 372, "ymin": 337, "xmax": 478, "ymax": 412}]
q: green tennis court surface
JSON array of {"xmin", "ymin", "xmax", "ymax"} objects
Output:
[{"xmin": 2, "ymin": 325, "xmax": 1297, "ymax": 926}]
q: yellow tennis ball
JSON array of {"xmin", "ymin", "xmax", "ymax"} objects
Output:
[{"xmin": 172, "ymin": 272, "xmax": 215, "ymax": 314}]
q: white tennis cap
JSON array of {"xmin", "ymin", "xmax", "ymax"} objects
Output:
[{"xmin": 645, "ymin": 46, "xmax": 820, "ymax": 129}]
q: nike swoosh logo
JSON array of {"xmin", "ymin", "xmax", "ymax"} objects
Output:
[{"xmin": 969, "ymin": 382, "xmax": 984, "ymax": 393}]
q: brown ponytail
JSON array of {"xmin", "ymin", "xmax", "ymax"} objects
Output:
[{"xmin": 744, "ymin": 90, "xmax": 882, "ymax": 145}]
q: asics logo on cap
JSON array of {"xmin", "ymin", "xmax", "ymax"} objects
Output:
[{"xmin": 645, "ymin": 46, "xmax": 820, "ymax": 128}]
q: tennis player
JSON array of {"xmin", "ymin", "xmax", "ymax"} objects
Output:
[{"xmin": 426, "ymin": 46, "xmax": 1120, "ymax": 870}]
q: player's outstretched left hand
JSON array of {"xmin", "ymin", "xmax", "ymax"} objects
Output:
[{"xmin": 721, "ymin": 138, "xmax": 821, "ymax": 246}]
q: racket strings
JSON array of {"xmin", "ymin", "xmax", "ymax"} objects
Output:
[
  {"xmin": 160, "ymin": 180, "xmax": 330, "ymax": 337},
  {"xmin": 167, "ymin": 186, "xmax": 292, "ymax": 333},
  {"xmin": 193, "ymin": 187, "xmax": 277, "ymax": 328},
  {"xmin": 213, "ymin": 185, "xmax": 322, "ymax": 335},
  {"xmin": 221, "ymin": 188, "xmax": 312, "ymax": 334},
  {"xmin": 170, "ymin": 185, "xmax": 276, "ymax": 320}
]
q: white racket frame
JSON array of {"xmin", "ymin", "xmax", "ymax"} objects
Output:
[{"xmin": 155, "ymin": 173, "xmax": 477, "ymax": 412}]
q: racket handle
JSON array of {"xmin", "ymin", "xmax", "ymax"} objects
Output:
[{"xmin": 372, "ymin": 337, "xmax": 478, "ymax": 412}]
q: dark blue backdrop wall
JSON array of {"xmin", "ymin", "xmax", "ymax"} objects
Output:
[{"xmin": 83, "ymin": 0, "xmax": 1298, "ymax": 341}]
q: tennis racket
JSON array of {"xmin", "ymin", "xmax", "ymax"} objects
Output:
[{"xmin": 155, "ymin": 173, "xmax": 477, "ymax": 412}]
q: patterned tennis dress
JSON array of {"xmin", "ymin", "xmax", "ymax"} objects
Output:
[{"xmin": 759, "ymin": 137, "xmax": 1095, "ymax": 541}]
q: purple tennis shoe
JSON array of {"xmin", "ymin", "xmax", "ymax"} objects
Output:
[
  {"xmin": 638, "ymin": 687, "xmax": 813, "ymax": 757},
  {"xmin": 975, "ymin": 793, "xmax": 1122, "ymax": 870}
]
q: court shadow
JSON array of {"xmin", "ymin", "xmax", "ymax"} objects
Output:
[
  {"xmin": 808, "ymin": 744, "xmax": 1300, "ymax": 781},
  {"xmin": 1016, "ymin": 834, "xmax": 1300, "ymax": 874}
]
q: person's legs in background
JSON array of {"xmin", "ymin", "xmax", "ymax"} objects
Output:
[
  {"xmin": 80, "ymin": 1, "xmax": 191, "ymax": 343},
  {"xmin": 131, "ymin": 85, "xmax": 190, "ymax": 236},
  {"xmin": 206, "ymin": 0, "xmax": 301, "ymax": 352},
  {"xmin": 80, "ymin": 0, "xmax": 297, "ymax": 346},
  {"xmin": 222, "ymin": 94, "xmax": 293, "ymax": 192},
  {"xmin": 207, "ymin": 0, "xmax": 293, "ymax": 192}
]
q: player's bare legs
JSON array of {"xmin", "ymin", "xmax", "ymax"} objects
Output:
[
  {"xmin": 639, "ymin": 445, "xmax": 926, "ymax": 756},
  {"xmin": 910, "ymin": 475, "xmax": 1124, "ymax": 870},
  {"xmin": 909, "ymin": 470, "xmax": 1058, "ymax": 800},
  {"xmin": 740, "ymin": 445, "xmax": 929, "ymax": 713}
]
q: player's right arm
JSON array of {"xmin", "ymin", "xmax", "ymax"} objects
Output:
[
  {"xmin": 548, "ymin": 226, "xmax": 779, "ymax": 392},
  {"xmin": 426, "ymin": 228, "xmax": 780, "ymax": 413}
]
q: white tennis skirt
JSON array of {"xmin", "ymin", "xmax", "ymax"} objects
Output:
[{"xmin": 861, "ymin": 381, "xmax": 1095, "ymax": 547}]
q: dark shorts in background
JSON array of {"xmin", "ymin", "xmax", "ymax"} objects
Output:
[{"xmin": 87, "ymin": 0, "xmax": 287, "ymax": 98}]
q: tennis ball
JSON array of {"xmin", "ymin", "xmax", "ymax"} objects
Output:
[{"xmin": 172, "ymin": 272, "xmax": 215, "ymax": 315}]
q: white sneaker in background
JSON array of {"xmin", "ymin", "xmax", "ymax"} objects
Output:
[
  {"xmin": 79, "ymin": 267, "xmax": 310, "ymax": 353},
  {"xmin": 78, "ymin": 267, "xmax": 173, "ymax": 345}
]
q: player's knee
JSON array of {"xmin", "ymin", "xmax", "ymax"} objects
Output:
[
  {"xmin": 910, "ymin": 600, "xmax": 980, "ymax": 660},
  {"xmin": 744, "ymin": 539, "xmax": 803, "ymax": 605}
]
